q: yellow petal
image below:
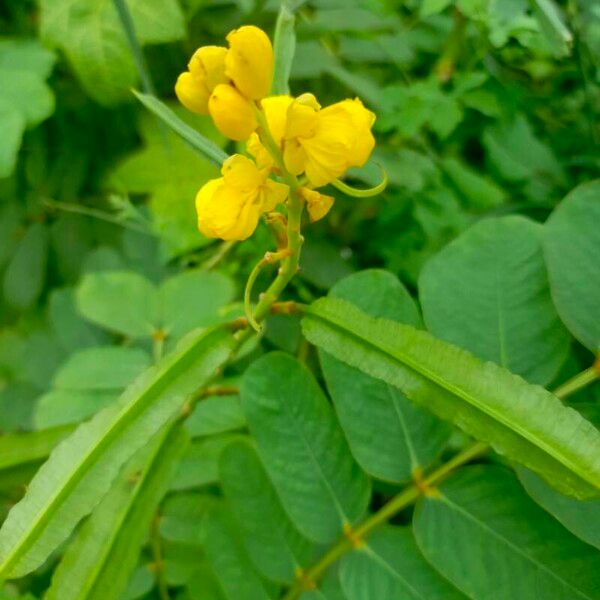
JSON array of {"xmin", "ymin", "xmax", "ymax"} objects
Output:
[
  {"xmin": 260, "ymin": 180, "xmax": 289, "ymax": 212},
  {"xmin": 337, "ymin": 98, "xmax": 376, "ymax": 167},
  {"xmin": 225, "ymin": 25, "xmax": 273, "ymax": 100},
  {"xmin": 301, "ymin": 188, "xmax": 334, "ymax": 222},
  {"xmin": 283, "ymin": 139, "xmax": 307, "ymax": 176},
  {"xmin": 188, "ymin": 45, "xmax": 228, "ymax": 91},
  {"xmin": 175, "ymin": 71, "xmax": 210, "ymax": 115},
  {"xmin": 209, "ymin": 84, "xmax": 257, "ymax": 141},
  {"xmin": 247, "ymin": 95, "xmax": 293, "ymax": 168},
  {"xmin": 196, "ymin": 178, "xmax": 261, "ymax": 241},
  {"xmin": 285, "ymin": 100, "xmax": 318, "ymax": 140},
  {"xmin": 221, "ymin": 154, "xmax": 264, "ymax": 192}
]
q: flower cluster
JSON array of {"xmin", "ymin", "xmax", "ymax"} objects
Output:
[{"xmin": 176, "ymin": 25, "xmax": 376, "ymax": 241}]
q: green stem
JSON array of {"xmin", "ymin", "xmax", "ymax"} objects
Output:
[
  {"xmin": 553, "ymin": 365, "xmax": 599, "ymax": 400},
  {"xmin": 281, "ymin": 441, "xmax": 488, "ymax": 599},
  {"xmin": 281, "ymin": 364, "xmax": 600, "ymax": 599},
  {"xmin": 150, "ymin": 514, "xmax": 170, "ymax": 600}
]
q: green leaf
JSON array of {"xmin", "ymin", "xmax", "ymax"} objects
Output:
[
  {"xmin": 420, "ymin": 0, "xmax": 453, "ymax": 17},
  {"xmin": 414, "ymin": 465, "xmax": 600, "ymax": 599},
  {"xmin": 0, "ymin": 326, "xmax": 233, "ymax": 578},
  {"xmin": 220, "ymin": 440, "xmax": 316, "ymax": 583},
  {"xmin": 203, "ymin": 506, "xmax": 272, "ymax": 600},
  {"xmin": 40, "ymin": 0, "xmax": 184, "ymax": 104},
  {"xmin": 34, "ymin": 346, "xmax": 152, "ymax": 428},
  {"xmin": 0, "ymin": 41, "xmax": 55, "ymax": 177},
  {"xmin": 77, "ymin": 271, "xmax": 158, "ymax": 338},
  {"xmin": 272, "ymin": 2, "xmax": 297, "ymax": 95},
  {"xmin": 531, "ymin": 0, "xmax": 573, "ymax": 57},
  {"xmin": 170, "ymin": 435, "xmax": 244, "ymax": 491},
  {"xmin": 340, "ymin": 526, "xmax": 466, "ymax": 599},
  {"xmin": 544, "ymin": 181, "xmax": 600, "ymax": 352},
  {"xmin": 133, "ymin": 93, "xmax": 228, "ymax": 167},
  {"xmin": 186, "ymin": 395, "xmax": 246, "ymax": 437},
  {"xmin": 320, "ymin": 270, "xmax": 451, "ymax": 482},
  {"xmin": 77, "ymin": 269, "xmax": 235, "ymax": 340},
  {"xmin": 3, "ymin": 223, "xmax": 49, "ymax": 310},
  {"xmin": 45, "ymin": 424, "xmax": 187, "ymax": 600},
  {"xmin": 420, "ymin": 216, "xmax": 570, "ymax": 385},
  {"xmin": 518, "ymin": 404, "xmax": 600, "ymax": 550},
  {"xmin": 51, "ymin": 346, "xmax": 150, "ymax": 391},
  {"xmin": 160, "ymin": 492, "xmax": 217, "ymax": 545},
  {"xmin": 0, "ymin": 427, "xmax": 73, "ymax": 471},
  {"xmin": 302, "ymin": 297, "xmax": 600, "ymax": 499},
  {"xmin": 241, "ymin": 352, "xmax": 371, "ymax": 543},
  {"xmin": 159, "ymin": 271, "xmax": 236, "ymax": 340}
]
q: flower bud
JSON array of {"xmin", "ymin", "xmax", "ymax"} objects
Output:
[
  {"xmin": 175, "ymin": 71, "xmax": 210, "ymax": 115},
  {"xmin": 209, "ymin": 84, "xmax": 258, "ymax": 140},
  {"xmin": 225, "ymin": 25, "xmax": 273, "ymax": 100},
  {"xmin": 188, "ymin": 45, "xmax": 228, "ymax": 91}
]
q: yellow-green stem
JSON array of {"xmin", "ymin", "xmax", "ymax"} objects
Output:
[{"xmin": 281, "ymin": 363, "xmax": 599, "ymax": 599}]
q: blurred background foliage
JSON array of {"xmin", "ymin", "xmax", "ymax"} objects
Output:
[{"xmin": 0, "ymin": 0, "xmax": 599, "ymax": 597}]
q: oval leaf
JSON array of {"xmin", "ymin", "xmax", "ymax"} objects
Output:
[
  {"xmin": 544, "ymin": 181, "xmax": 600, "ymax": 352},
  {"xmin": 420, "ymin": 216, "xmax": 570, "ymax": 385},
  {"xmin": 0, "ymin": 326, "xmax": 233, "ymax": 578},
  {"xmin": 240, "ymin": 352, "xmax": 371, "ymax": 543},
  {"xmin": 321, "ymin": 270, "xmax": 450, "ymax": 482},
  {"xmin": 414, "ymin": 465, "xmax": 600, "ymax": 599},
  {"xmin": 340, "ymin": 526, "xmax": 466, "ymax": 600}
]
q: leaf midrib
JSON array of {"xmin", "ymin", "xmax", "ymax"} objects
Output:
[
  {"xmin": 306, "ymin": 305, "xmax": 599, "ymax": 492},
  {"xmin": 0, "ymin": 328, "xmax": 230, "ymax": 576}
]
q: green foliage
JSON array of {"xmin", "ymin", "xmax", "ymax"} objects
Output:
[{"xmin": 1, "ymin": 0, "xmax": 599, "ymax": 598}]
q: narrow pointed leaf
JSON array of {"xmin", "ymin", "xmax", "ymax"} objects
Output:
[
  {"xmin": 134, "ymin": 91, "xmax": 228, "ymax": 167},
  {"xmin": 302, "ymin": 298, "xmax": 600, "ymax": 498},
  {"xmin": 46, "ymin": 424, "xmax": 188, "ymax": 600},
  {"xmin": 0, "ymin": 326, "xmax": 233, "ymax": 578}
]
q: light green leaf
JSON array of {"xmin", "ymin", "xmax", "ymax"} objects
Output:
[
  {"xmin": 241, "ymin": 352, "xmax": 371, "ymax": 543},
  {"xmin": 531, "ymin": 0, "xmax": 572, "ymax": 57},
  {"xmin": 77, "ymin": 271, "xmax": 158, "ymax": 339},
  {"xmin": 0, "ymin": 107, "xmax": 25, "ymax": 179},
  {"xmin": 40, "ymin": 0, "xmax": 184, "ymax": 104},
  {"xmin": 340, "ymin": 526, "xmax": 466, "ymax": 599},
  {"xmin": 159, "ymin": 271, "xmax": 236, "ymax": 339},
  {"xmin": 34, "ymin": 390, "xmax": 117, "ymax": 429},
  {"xmin": 203, "ymin": 507, "xmax": 272, "ymax": 600},
  {"xmin": 52, "ymin": 346, "xmax": 151, "ymax": 391},
  {"xmin": 544, "ymin": 181, "xmax": 600, "ymax": 352},
  {"xmin": 186, "ymin": 395, "xmax": 246, "ymax": 437},
  {"xmin": 133, "ymin": 93, "xmax": 228, "ymax": 167},
  {"xmin": 3, "ymin": 223, "xmax": 49, "ymax": 310},
  {"xmin": 302, "ymin": 297, "xmax": 600, "ymax": 498},
  {"xmin": 0, "ymin": 427, "xmax": 73, "ymax": 471},
  {"xmin": 0, "ymin": 326, "xmax": 234, "ymax": 578},
  {"xmin": 170, "ymin": 435, "xmax": 244, "ymax": 491},
  {"xmin": 414, "ymin": 465, "xmax": 600, "ymax": 599},
  {"xmin": 420, "ymin": 216, "xmax": 570, "ymax": 385},
  {"xmin": 45, "ymin": 424, "xmax": 187, "ymax": 600},
  {"xmin": 272, "ymin": 2, "xmax": 296, "ymax": 95},
  {"xmin": 321, "ymin": 270, "xmax": 451, "ymax": 483},
  {"xmin": 420, "ymin": 0, "xmax": 453, "ymax": 16},
  {"xmin": 220, "ymin": 440, "xmax": 316, "ymax": 583}
]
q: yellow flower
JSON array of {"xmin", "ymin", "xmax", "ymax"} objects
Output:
[
  {"xmin": 196, "ymin": 155, "xmax": 288, "ymax": 240},
  {"xmin": 225, "ymin": 25, "xmax": 274, "ymax": 100},
  {"xmin": 174, "ymin": 46, "xmax": 228, "ymax": 114},
  {"xmin": 299, "ymin": 188, "xmax": 335, "ymax": 222},
  {"xmin": 208, "ymin": 84, "xmax": 257, "ymax": 141},
  {"xmin": 283, "ymin": 95, "xmax": 376, "ymax": 187},
  {"xmin": 247, "ymin": 95, "xmax": 293, "ymax": 168}
]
